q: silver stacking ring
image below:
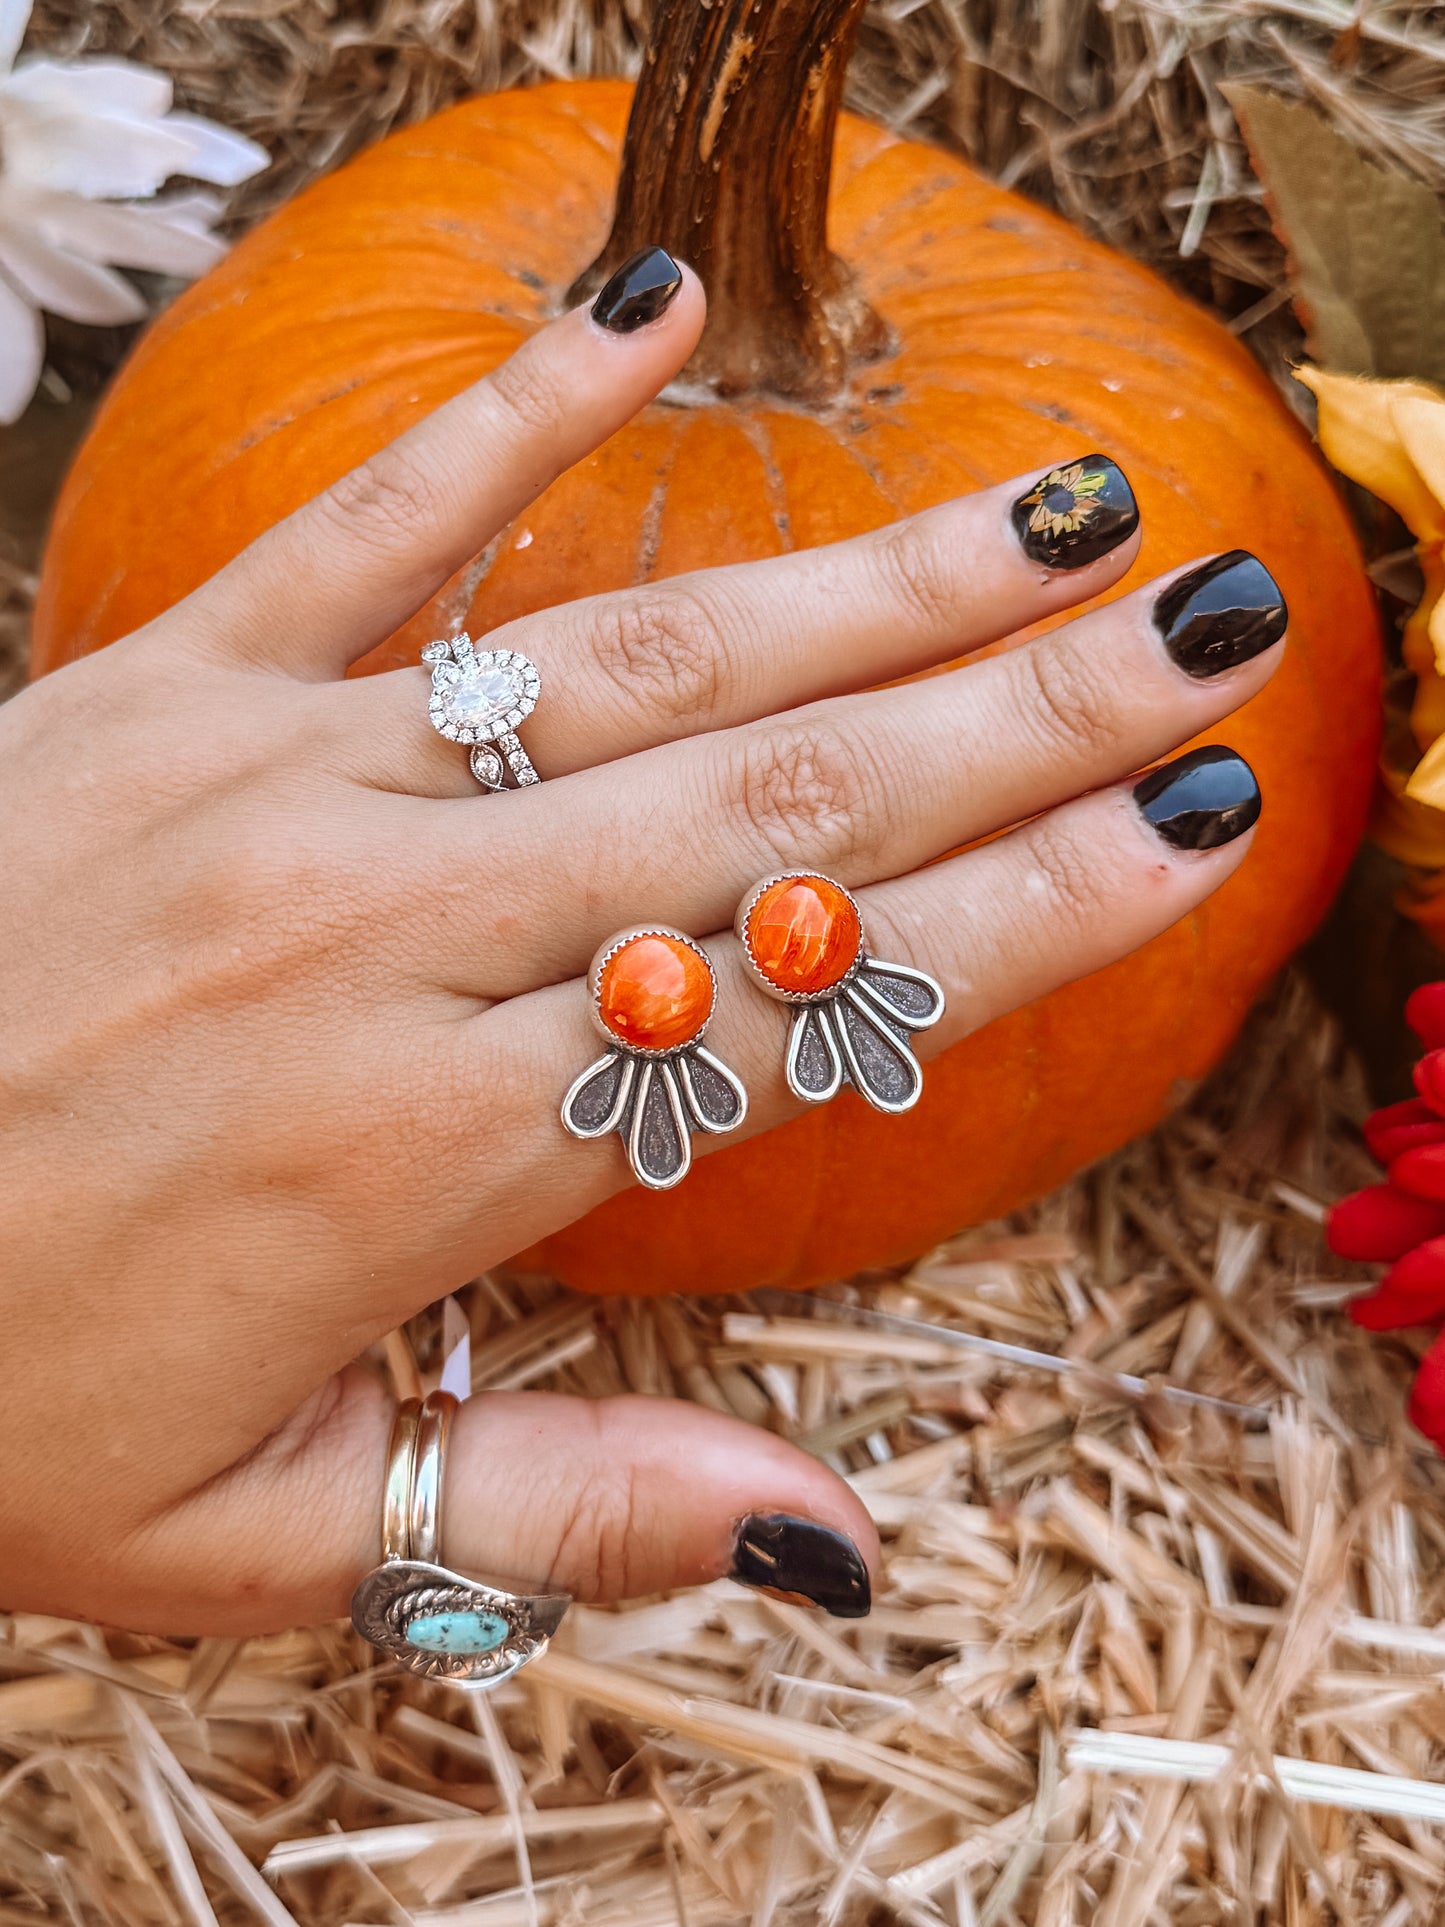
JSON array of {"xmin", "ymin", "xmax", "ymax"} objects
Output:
[
  {"xmin": 422, "ymin": 633, "xmax": 543, "ymax": 792},
  {"xmin": 350, "ymin": 1390, "xmax": 571, "ymax": 1686}
]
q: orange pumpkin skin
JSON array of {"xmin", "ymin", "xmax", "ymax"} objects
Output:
[{"xmin": 33, "ymin": 79, "xmax": 1380, "ymax": 1295}]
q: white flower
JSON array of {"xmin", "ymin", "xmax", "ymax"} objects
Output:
[{"xmin": 0, "ymin": 0, "xmax": 267, "ymax": 423}]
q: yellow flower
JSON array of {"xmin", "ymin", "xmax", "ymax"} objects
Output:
[
  {"xmin": 1021, "ymin": 461, "xmax": 1108, "ymax": 538},
  {"xmin": 1296, "ymin": 366, "xmax": 1445, "ymax": 903}
]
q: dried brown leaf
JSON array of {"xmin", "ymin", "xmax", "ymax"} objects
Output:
[{"xmin": 1226, "ymin": 83, "xmax": 1445, "ymax": 383}]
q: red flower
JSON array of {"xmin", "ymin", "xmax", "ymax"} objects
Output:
[{"xmin": 1326, "ymin": 983, "xmax": 1445, "ymax": 1449}]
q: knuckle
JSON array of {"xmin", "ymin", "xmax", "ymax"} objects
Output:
[
  {"xmin": 547, "ymin": 1417, "xmax": 651, "ymax": 1601},
  {"xmin": 323, "ymin": 448, "xmax": 439, "ymax": 548},
  {"xmin": 873, "ymin": 517, "xmax": 963, "ymax": 633},
  {"xmin": 485, "ymin": 350, "xmax": 572, "ymax": 443},
  {"xmin": 1017, "ymin": 641, "xmax": 1126, "ymax": 764},
  {"xmin": 587, "ymin": 587, "xmax": 727, "ymax": 729},
  {"xmin": 173, "ymin": 818, "xmax": 367, "ymax": 982},
  {"xmin": 735, "ymin": 719, "xmax": 880, "ymax": 869},
  {"xmin": 1023, "ymin": 815, "xmax": 1107, "ymax": 931}
]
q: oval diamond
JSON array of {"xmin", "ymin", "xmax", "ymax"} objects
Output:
[{"xmin": 440, "ymin": 662, "xmax": 523, "ymax": 732}]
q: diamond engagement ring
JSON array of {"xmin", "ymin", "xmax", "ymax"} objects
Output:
[
  {"xmin": 422, "ymin": 633, "xmax": 542, "ymax": 792},
  {"xmin": 350, "ymin": 1391, "xmax": 571, "ymax": 1686}
]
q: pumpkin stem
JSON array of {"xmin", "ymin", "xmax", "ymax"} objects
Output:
[{"xmin": 571, "ymin": 0, "xmax": 888, "ymax": 402}]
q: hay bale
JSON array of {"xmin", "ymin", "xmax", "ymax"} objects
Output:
[{"xmin": 7, "ymin": 978, "xmax": 1445, "ymax": 1922}]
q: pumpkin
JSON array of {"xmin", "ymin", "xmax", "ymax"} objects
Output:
[{"xmin": 33, "ymin": 0, "xmax": 1380, "ymax": 1295}]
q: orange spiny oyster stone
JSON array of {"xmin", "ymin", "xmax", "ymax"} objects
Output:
[
  {"xmin": 597, "ymin": 933, "xmax": 714, "ymax": 1051},
  {"xmin": 745, "ymin": 875, "xmax": 862, "ymax": 996}
]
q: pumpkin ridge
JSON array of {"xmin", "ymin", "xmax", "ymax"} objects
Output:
[
  {"xmin": 628, "ymin": 419, "xmax": 689, "ymax": 584},
  {"xmin": 885, "ymin": 381, "xmax": 1142, "ymax": 454},
  {"xmin": 879, "ymin": 287, "xmax": 1205, "ymax": 325},
  {"xmin": 520, "ymin": 77, "xmax": 633, "ymax": 144},
  {"xmin": 123, "ymin": 340, "xmax": 527, "ymax": 490},
  {"xmin": 782, "ymin": 414, "xmax": 924, "ymax": 512},
  {"xmin": 735, "ymin": 416, "xmax": 797, "ymax": 554},
  {"xmin": 828, "ymin": 115, "xmax": 900, "ymax": 193},
  {"xmin": 382, "ymin": 79, "xmax": 627, "ymax": 161},
  {"xmin": 891, "ymin": 368, "xmax": 1266, "ymax": 437},
  {"xmin": 846, "ymin": 415, "xmax": 992, "ymax": 500},
  {"xmin": 752, "ymin": 412, "xmax": 901, "ymax": 547},
  {"xmin": 816, "ymin": 418, "xmax": 896, "ymax": 505},
  {"xmin": 849, "ymin": 403, "xmax": 996, "ymax": 491},
  {"xmin": 344, "ymin": 144, "xmax": 608, "ymax": 205}
]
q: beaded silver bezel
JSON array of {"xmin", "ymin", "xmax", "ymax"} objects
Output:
[
  {"xmin": 426, "ymin": 642, "xmax": 541, "ymax": 747},
  {"xmin": 733, "ymin": 869, "xmax": 865, "ymax": 1006},
  {"xmin": 585, "ymin": 924, "xmax": 716, "ymax": 1058}
]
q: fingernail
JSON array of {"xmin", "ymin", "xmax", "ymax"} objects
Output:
[
  {"xmin": 1010, "ymin": 454, "xmax": 1139, "ymax": 569},
  {"xmin": 1133, "ymin": 745, "xmax": 1261, "ymax": 852},
  {"xmin": 730, "ymin": 1513, "xmax": 871, "ymax": 1619},
  {"xmin": 591, "ymin": 247, "xmax": 684, "ymax": 334},
  {"xmin": 1155, "ymin": 550, "xmax": 1288, "ymax": 679}
]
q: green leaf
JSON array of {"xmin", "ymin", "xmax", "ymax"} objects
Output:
[{"xmin": 1224, "ymin": 83, "xmax": 1445, "ymax": 384}]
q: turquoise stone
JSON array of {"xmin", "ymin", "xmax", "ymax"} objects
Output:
[{"xmin": 406, "ymin": 1609, "xmax": 509, "ymax": 1655}]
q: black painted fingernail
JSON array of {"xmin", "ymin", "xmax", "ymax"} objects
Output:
[
  {"xmin": 730, "ymin": 1513, "xmax": 871, "ymax": 1619},
  {"xmin": 1155, "ymin": 550, "xmax": 1288, "ymax": 679},
  {"xmin": 591, "ymin": 247, "xmax": 684, "ymax": 333},
  {"xmin": 1134, "ymin": 745, "xmax": 1261, "ymax": 852},
  {"xmin": 1010, "ymin": 454, "xmax": 1139, "ymax": 569}
]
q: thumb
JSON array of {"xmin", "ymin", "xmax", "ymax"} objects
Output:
[{"xmin": 125, "ymin": 1366, "xmax": 879, "ymax": 1636}]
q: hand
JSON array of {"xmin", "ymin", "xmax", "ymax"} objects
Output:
[{"xmin": 0, "ymin": 252, "xmax": 1284, "ymax": 1634}]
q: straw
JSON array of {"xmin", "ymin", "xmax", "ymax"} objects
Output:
[{"xmin": 5, "ymin": 972, "xmax": 1443, "ymax": 1920}]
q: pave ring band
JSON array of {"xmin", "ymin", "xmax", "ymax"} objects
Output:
[
  {"xmin": 350, "ymin": 1391, "xmax": 571, "ymax": 1686},
  {"xmin": 422, "ymin": 633, "xmax": 542, "ymax": 792}
]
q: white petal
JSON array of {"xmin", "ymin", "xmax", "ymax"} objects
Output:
[
  {"xmin": 0, "ymin": 95, "xmax": 196, "ymax": 198},
  {"xmin": 0, "ymin": 266, "xmax": 43, "ymax": 423},
  {"xmin": 3, "ymin": 57, "xmax": 172, "ymax": 118},
  {"xmin": 0, "ymin": 0, "xmax": 32, "ymax": 76},
  {"xmin": 30, "ymin": 191, "xmax": 226, "ymax": 276},
  {"xmin": 163, "ymin": 113, "xmax": 267, "ymax": 187},
  {"xmin": 0, "ymin": 221, "xmax": 144, "ymax": 322},
  {"xmin": 134, "ymin": 189, "xmax": 225, "ymax": 234}
]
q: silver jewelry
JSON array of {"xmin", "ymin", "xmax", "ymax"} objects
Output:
[
  {"xmin": 562, "ymin": 926, "xmax": 748, "ymax": 1190},
  {"xmin": 350, "ymin": 1391, "xmax": 570, "ymax": 1686},
  {"xmin": 735, "ymin": 871, "xmax": 944, "ymax": 1112},
  {"xmin": 422, "ymin": 633, "xmax": 542, "ymax": 792}
]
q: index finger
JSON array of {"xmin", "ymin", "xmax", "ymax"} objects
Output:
[{"xmin": 188, "ymin": 249, "xmax": 704, "ymax": 679}]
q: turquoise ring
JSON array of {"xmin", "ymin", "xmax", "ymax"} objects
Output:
[{"xmin": 350, "ymin": 1391, "xmax": 570, "ymax": 1687}]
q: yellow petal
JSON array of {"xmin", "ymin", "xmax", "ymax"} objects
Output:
[
  {"xmin": 1406, "ymin": 726, "xmax": 1445, "ymax": 811},
  {"xmin": 1410, "ymin": 650, "xmax": 1445, "ymax": 757},
  {"xmin": 1374, "ymin": 782, "xmax": 1445, "ymax": 873},
  {"xmin": 1295, "ymin": 366, "xmax": 1445, "ymax": 542},
  {"xmin": 1377, "ymin": 733, "xmax": 1445, "ymax": 869},
  {"xmin": 1395, "ymin": 396, "xmax": 1445, "ymax": 520}
]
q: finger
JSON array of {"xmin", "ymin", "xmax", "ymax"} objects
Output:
[
  {"xmin": 420, "ymin": 551, "xmax": 1285, "ymax": 990},
  {"xmin": 383, "ymin": 746, "xmax": 1263, "ymax": 1265},
  {"xmin": 121, "ymin": 1367, "xmax": 878, "ymax": 1635},
  {"xmin": 188, "ymin": 250, "xmax": 705, "ymax": 680},
  {"xmin": 336, "ymin": 454, "xmax": 1142, "ymax": 795}
]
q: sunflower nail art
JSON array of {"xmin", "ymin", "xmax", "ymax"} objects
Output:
[{"xmin": 1011, "ymin": 454, "xmax": 1139, "ymax": 569}]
